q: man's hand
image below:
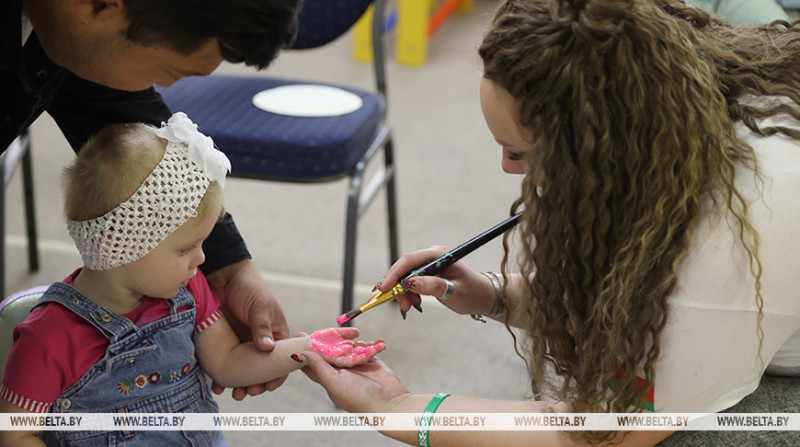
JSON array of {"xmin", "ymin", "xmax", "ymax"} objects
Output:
[{"xmin": 206, "ymin": 259, "xmax": 290, "ymax": 400}]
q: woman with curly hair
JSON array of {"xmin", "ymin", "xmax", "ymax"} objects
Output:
[{"xmin": 303, "ymin": 0, "xmax": 800, "ymax": 445}]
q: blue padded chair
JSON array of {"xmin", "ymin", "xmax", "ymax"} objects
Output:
[
  {"xmin": 156, "ymin": 0, "xmax": 398, "ymax": 320},
  {"xmin": 1, "ymin": 131, "xmax": 40, "ymax": 298}
]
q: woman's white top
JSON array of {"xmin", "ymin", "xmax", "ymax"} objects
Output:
[{"xmin": 654, "ymin": 113, "xmax": 800, "ymax": 412}]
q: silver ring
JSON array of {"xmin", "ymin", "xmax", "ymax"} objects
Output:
[{"xmin": 436, "ymin": 279, "xmax": 454, "ymax": 301}]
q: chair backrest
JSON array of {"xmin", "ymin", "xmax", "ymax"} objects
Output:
[
  {"xmin": 290, "ymin": 0, "xmax": 388, "ymax": 99},
  {"xmin": 0, "ymin": 286, "xmax": 47, "ymax": 379},
  {"xmin": 291, "ymin": 0, "xmax": 373, "ymax": 50}
]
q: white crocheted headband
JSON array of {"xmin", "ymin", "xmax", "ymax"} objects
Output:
[{"xmin": 67, "ymin": 112, "xmax": 231, "ymax": 271}]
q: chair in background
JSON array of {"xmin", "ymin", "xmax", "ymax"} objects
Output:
[
  {"xmin": 156, "ymin": 0, "xmax": 399, "ymax": 320},
  {"xmin": 1, "ymin": 131, "xmax": 40, "ymax": 298},
  {"xmin": 0, "ymin": 285, "xmax": 46, "ymax": 380}
]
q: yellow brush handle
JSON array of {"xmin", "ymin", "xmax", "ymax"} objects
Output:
[{"xmin": 359, "ymin": 284, "xmax": 407, "ymax": 313}]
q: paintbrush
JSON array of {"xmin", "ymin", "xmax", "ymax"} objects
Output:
[{"xmin": 337, "ymin": 212, "xmax": 523, "ymax": 325}]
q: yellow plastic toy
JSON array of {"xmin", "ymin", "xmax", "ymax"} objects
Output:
[{"xmin": 353, "ymin": 0, "xmax": 474, "ymax": 66}]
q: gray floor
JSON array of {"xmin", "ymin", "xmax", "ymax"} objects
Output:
[{"xmin": 3, "ymin": 1, "xmax": 532, "ymax": 446}]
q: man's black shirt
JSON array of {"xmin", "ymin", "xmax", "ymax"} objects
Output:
[{"xmin": 2, "ymin": 2, "xmax": 251, "ymax": 274}]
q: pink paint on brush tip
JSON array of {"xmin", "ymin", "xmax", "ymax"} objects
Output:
[{"xmin": 336, "ymin": 310, "xmax": 359, "ymax": 326}]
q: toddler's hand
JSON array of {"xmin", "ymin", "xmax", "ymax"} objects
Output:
[{"xmin": 309, "ymin": 327, "xmax": 385, "ymax": 367}]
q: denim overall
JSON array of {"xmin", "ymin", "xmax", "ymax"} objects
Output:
[{"xmin": 36, "ymin": 282, "xmax": 225, "ymax": 446}]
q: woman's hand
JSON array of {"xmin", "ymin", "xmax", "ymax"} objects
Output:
[
  {"xmin": 375, "ymin": 246, "xmax": 496, "ymax": 317},
  {"xmin": 206, "ymin": 259, "xmax": 291, "ymax": 399},
  {"xmin": 301, "ymin": 351, "xmax": 411, "ymax": 414}
]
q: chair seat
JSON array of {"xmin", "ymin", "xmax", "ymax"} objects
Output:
[{"xmin": 156, "ymin": 75, "xmax": 385, "ymax": 182}]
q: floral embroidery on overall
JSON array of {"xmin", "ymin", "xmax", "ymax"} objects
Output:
[{"xmin": 117, "ymin": 350, "xmax": 196, "ymax": 395}]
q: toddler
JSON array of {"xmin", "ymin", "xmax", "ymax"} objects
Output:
[{"xmin": 0, "ymin": 113, "xmax": 385, "ymax": 446}]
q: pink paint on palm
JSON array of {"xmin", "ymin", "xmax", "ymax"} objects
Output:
[{"xmin": 310, "ymin": 328, "xmax": 384, "ymax": 364}]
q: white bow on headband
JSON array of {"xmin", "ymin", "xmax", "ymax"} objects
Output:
[{"xmin": 156, "ymin": 112, "xmax": 231, "ymax": 188}]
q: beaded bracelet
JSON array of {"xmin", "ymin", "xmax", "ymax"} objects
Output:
[
  {"xmin": 418, "ymin": 393, "xmax": 450, "ymax": 447},
  {"xmin": 470, "ymin": 271, "xmax": 506, "ymax": 323}
]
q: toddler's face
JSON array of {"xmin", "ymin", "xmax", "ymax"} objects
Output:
[{"xmin": 121, "ymin": 205, "xmax": 223, "ymax": 299}]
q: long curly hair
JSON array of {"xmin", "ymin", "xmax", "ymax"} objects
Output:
[{"xmin": 480, "ymin": 0, "xmax": 800, "ymax": 441}]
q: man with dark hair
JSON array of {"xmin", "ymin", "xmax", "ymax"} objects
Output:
[{"xmin": 1, "ymin": 0, "xmax": 302, "ymax": 399}]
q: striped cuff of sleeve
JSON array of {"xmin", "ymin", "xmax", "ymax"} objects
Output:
[
  {"xmin": 194, "ymin": 309, "xmax": 223, "ymax": 335},
  {"xmin": 0, "ymin": 386, "xmax": 52, "ymax": 413}
]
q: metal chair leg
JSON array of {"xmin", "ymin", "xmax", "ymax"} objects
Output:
[
  {"xmin": 1, "ymin": 131, "xmax": 40, "ymax": 297},
  {"xmin": 384, "ymin": 136, "xmax": 399, "ymax": 265},
  {"xmin": 341, "ymin": 169, "xmax": 364, "ymax": 326},
  {"xmin": 21, "ymin": 140, "xmax": 38, "ymax": 272},
  {"xmin": 340, "ymin": 126, "xmax": 393, "ymax": 324}
]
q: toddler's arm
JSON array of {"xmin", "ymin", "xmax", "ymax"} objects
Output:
[
  {"xmin": 0, "ymin": 399, "xmax": 44, "ymax": 446},
  {"xmin": 194, "ymin": 318, "xmax": 384, "ymax": 388}
]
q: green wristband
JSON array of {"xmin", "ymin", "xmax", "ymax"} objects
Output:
[{"xmin": 418, "ymin": 393, "xmax": 451, "ymax": 447}]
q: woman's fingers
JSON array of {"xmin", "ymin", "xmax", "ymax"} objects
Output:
[
  {"xmin": 401, "ymin": 276, "xmax": 453, "ymax": 301},
  {"xmin": 378, "ymin": 246, "xmax": 449, "ymax": 290},
  {"xmin": 395, "ymin": 293, "xmax": 421, "ymax": 313}
]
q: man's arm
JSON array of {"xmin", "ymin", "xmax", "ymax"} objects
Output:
[
  {"xmin": 47, "ymin": 72, "xmax": 171, "ymax": 150},
  {"xmin": 199, "ymin": 212, "xmax": 252, "ymax": 274}
]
